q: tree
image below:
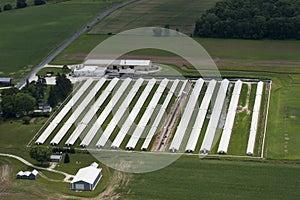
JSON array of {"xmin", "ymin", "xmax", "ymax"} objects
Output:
[
  {"xmin": 1, "ymin": 87, "xmax": 19, "ymax": 97},
  {"xmin": 1, "ymin": 95, "xmax": 16, "ymax": 118},
  {"xmin": 194, "ymin": 0, "xmax": 300, "ymax": 40},
  {"xmin": 16, "ymin": 0, "xmax": 27, "ymax": 9},
  {"xmin": 47, "ymin": 86, "xmax": 59, "ymax": 107},
  {"xmin": 22, "ymin": 116, "xmax": 31, "ymax": 124},
  {"xmin": 30, "ymin": 146, "xmax": 52, "ymax": 165},
  {"xmin": 3, "ymin": 4, "xmax": 13, "ymax": 11},
  {"xmin": 34, "ymin": 0, "xmax": 46, "ymax": 5},
  {"xmin": 14, "ymin": 93, "xmax": 36, "ymax": 116},
  {"xmin": 64, "ymin": 153, "xmax": 70, "ymax": 163}
]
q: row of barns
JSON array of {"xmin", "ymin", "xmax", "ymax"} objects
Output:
[{"xmin": 35, "ymin": 78, "xmax": 266, "ymax": 156}]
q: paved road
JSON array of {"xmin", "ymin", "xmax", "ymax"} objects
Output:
[
  {"xmin": 16, "ymin": 0, "xmax": 138, "ymax": 89},
  {"xmin": 0, "ymin": 153, "xmax": 73, "ymax": 182}
]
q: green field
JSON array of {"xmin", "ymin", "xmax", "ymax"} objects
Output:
[
  {"xmin": 1, "ymin": 0, "xmax": 300, "ymax": 199},
  {"xmin": 0, "ymin": 0, "xmax": 124, "ymax": 80},
  {"xmin": 52, "ymin": 33, "xmax": 300, "ymax": 72},
  {"xmin": 117, "ymin": 157, "xmax": 300, "ymax": 200}
]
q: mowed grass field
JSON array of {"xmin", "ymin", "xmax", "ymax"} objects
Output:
[
  {"xmin": 89, "ymin": 0, "xmax": 220, "ymax": 35},
  {"xmin": 0, "ymin": 0, "xmax": 124, "ymax": 79},
  {"xmin": 52, "ymin": 33, "xmax": 300, "ymax": 72}
]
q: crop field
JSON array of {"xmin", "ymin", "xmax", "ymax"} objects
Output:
[
  {"xmin": 33, "ymin": 77, "xmax": 269, "ymax": 157},
  {"xmin": 116, "ymin": 157, "xmax": 300, "ymax": 200},
  {"xmin": 0, "ymin": 0, "xmax": 125, "ymax": 79},
  {"xmin": 89, "ymin": 0, "xmax": 219, "ymax": 35}
]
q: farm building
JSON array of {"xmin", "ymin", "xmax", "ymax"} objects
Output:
[
  {"xmin": 50, "ymin": 155, "xmax": 62, "ymax": 162},
  {"xmin": 72, "ymin": 65, "xmax": 106, "ymax": 77},
  {"xmin": 72, "ymin": 59, "xmax": 153, "ymax": 77},
  {"xmin": 35, "ymin": 78, "xmax": 269, "ymax": 157},
  {"xmin": 0, "ymin": 77, "xmax": 12, "ymax": 87},
  {"xmin": 70, "ymin": 162, "xmax": 102, "ymax": 191},
  {"xmin": 84, "ymin": 59, "xmax": 153, "ymax": 71},
  {"xmin": 38, "ymin": 102, "xmax": 52, "ymax": 113},
  {"xmin": 16, "ymin": 169, "xmax": 38, "ymax": 179}
]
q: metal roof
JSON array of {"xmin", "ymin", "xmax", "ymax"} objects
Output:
[
  {"xmin": 50, "ymin": 155, "xmax": 62, "ymax": 160},
  {"xmin": 96, "ymin": 78, "xmax": 144, "ymax": 148},
  {"xmin": 0, "ymin": 77, "xmax": 11, "ymax": 83},
  {"xmin": 71, "ymin": 165, "xmax": 102, "ymax": 184},
  {"xmin": 35, "ymin": 79, "xmax": 94, "ymax": 145},
  {"xmin": 246, "ymin": 81, "xmax": 264, "ymax": 155},
  {"xmin": 217, "ymin": 80, "xmax": 242, "ymax": 154},
  {"xmin": 111, "ymin": 78, "xmax": 156, "ymax": 149},
  {"xmin": 84, "ymin": 59, "xmax": 151, "ymax": 66},
  {"xmin": 51, "ymin": 79, "xmax": 105, "ymax": 145},
  {"xmin": 169, "ymin": 78, "xmax": 204, "ymax": 152}
]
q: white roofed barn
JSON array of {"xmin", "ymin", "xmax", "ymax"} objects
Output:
[{"xmin": 70, "ymin": 162, "xmax": 102, "ymax": 191}]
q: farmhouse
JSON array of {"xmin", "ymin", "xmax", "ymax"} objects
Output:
[
  {"xmin": 16, "ymin": 169, "xmax": 38, "ymax": 179},
  {"xmin": 70, "ymin": 162, "xmax": 102, "ymax": 191},
  {"xmin": 0, "ymin": 77, "xmax": 12, "ymax": 87},
  {"xmin": 38, "ymin": 102, "xmax": 52, "ymax": 113}
]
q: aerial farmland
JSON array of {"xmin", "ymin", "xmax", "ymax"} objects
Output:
[
  {"xmin": 0, "ymin": 0, "xmax": 300, "ymax": 199},
  {"xmin": 34, "ymin": 77, "xmax": 270, "ymax": 158}
]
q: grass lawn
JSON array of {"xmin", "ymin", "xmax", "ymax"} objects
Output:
[
  {"xmin": 51, "ymin": 33, "xmax": 300, "ymax": 74},
  {"xmin": 117, "ymin": 156, "xmax": 300, "ymax": 200},
  {"xmin": 0, "ymin": 0, "xmax": 125, "ymax": 80},
  {"xmin": 0, "ymin": 118, "xmax": 47, "ymax": 160},
  {"xmin": 36, "ymin": 67, "xmax": 71, "ymax": 76},
  {"xmin": 266, "ymin": 77, "xmax": 300, "ymax": 159},
  {"xmin": 0, "ymin": 155, "xmax": 111, "ymax": 199}
]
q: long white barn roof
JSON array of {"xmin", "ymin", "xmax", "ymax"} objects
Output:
[{"xmin": 84, "ymin": 59, "xmax": 151, "ymax": 66}]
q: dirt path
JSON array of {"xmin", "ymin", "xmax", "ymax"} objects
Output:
[
  {"xmin": 0, "ymin": 164, "xmax": 11, "ymax": 193},
  {"xmin": 90, "ymin": 170, "xmax": 132, "ymax": 200}
]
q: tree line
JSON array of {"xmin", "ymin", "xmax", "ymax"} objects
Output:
[
  {"xmin": 194, "ymin": 0, "xmax": 300, "ymax": 39},
  {"xmin": 0, "ymin": 0, "xmax": 69, "ymax": 12}
]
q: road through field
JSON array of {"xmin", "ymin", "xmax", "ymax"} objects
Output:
[{"xmin": 16, "ymin": 0, "xmax": 138, "ymax": 89}]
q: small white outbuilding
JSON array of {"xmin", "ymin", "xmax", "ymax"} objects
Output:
[{"xmin": 16, "ymin": 169, "xmax": 38, "ymax": 180}]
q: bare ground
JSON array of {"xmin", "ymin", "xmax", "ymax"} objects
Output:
[
  {"xmin": 91, "ymin": 170, "xmax": 132, "ymax": 200},
  {"xmin": 0, "ymin": 164, "xmax": 12, "ymax": 195}
]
